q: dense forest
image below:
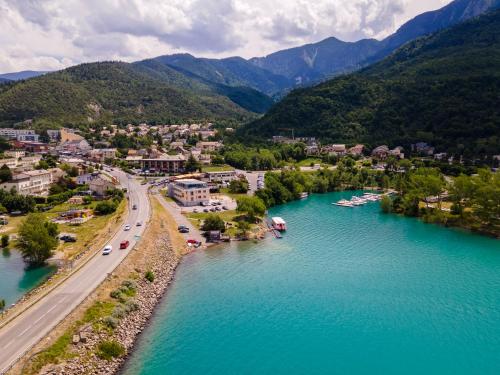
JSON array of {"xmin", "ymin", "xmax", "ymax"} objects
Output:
[
  {"xmin": 0, "ymin": 61, "xmax": 270, "ymax": 128},
  {"xmin": 240, "ymin": 11, "xmax": 500, "ymax": 156}
]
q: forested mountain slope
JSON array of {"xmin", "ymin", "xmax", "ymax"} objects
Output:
[{"xmin": 240, "ymin": 11, "xmax": 500, "ymax": 156}]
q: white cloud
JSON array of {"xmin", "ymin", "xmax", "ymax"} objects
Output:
[{"xmin": 0, "ymin": 0, "xmax": 452, "ymax": 72}]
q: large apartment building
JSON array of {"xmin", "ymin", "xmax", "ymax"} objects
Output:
[
  {"xmin": 0, "ymin": 169, "xmax": 55, "ymax": 196},
  {"xmin": 139, "ymin": 154, "xmax": 186, "ymax": 174},
  {"xmin": 168, "ymin": 179, "xmax": 209, "ymax": 206}
]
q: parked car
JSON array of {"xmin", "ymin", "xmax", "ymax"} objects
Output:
[
  {"xmin": 193, "ymin": 208, "xmax": 199, "ymax": 213},
  {"xmin": 203, "ymin": 208, "xmax": 209, "ymax": 213},
  {"xmin": 60, "ymin": 235, "xmax": 76, "ymax": 243},
  {"xmin": 187, "ymin": 239, "xmax": 202, "ymax": 248},
  {"xmin": 136, "ymin": 222, "xmax": 142, "ymax": 226},
  {"xmin": 215, "ymin": 207, "xmax": 221, "ymax": 211},
  {"xmin": 124, "ymin": 224, "xmax": 131, "ymax": 231},
  {"xmin": 120, "ymin": 240, "xmax": 130, "ymax": 249},
  {"xmin": 222, "ymin": 206, "xmax": 229, "ymax": 210},
  {"xmin": 102, "ymin": 245, "xmax": 112, "ymax": 255},
  {"xmin": 209, "ymin": 208, "xmax": 216, "ymax": 212}
]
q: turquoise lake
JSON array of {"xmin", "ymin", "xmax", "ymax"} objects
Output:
[
  {"xmin": 0, "ymin": 249, "xmax": 55, "ymax": 306},
  {"xmin": 122, "ymin": 192, "xmax": 500, "ymax": 375}
]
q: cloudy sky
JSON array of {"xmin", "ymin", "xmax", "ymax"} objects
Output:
[{"xmin": 0, "ymin": 0, "xmax": 452, "ymax": 73}]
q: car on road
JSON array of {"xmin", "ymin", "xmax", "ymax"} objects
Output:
[
  {"xmin": 203, "ymin": 208, "xmax": 209, "ymax": 212},
  {"xmin": 178, "ymin": 225, "xmax": 190, "ymax": 233},
  {"xmin": 102, "ymin": 245, "xmax": 112, "ymax": 255},
  {"xmin": 136, "ymin": 222, "xmax": 142, "ymax": 226},
  {"xmin": 124, "ymin": 224, "xmax": 131, "ymax": 231},
  {"xmin": 120, "ymin": 240, "xmax": 130, "ymax": 249},
  {"xmin": 132, "ymin": 204, "xmax": 137, "ymax": 210}
]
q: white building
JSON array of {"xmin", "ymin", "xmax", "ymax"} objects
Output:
[
  {"xmin": 0, "ymin": 169, "xmax": 55, "ymax": 196},
  {"xmin": 168, "ymin": 179, "xmax": 210, "ymax": 207},
  {"xmin": 0, "ymin": 128, "xmax": 38, "ymax": 141},
  {"xmin": 204, "ymin": 170, "xmax": 237, "ymax": 183}
]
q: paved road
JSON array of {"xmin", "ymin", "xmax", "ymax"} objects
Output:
[{"xmin": 0, "ymin": 170, "xmax": 150, "ymax": 374}]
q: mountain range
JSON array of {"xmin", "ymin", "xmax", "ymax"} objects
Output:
[
  {"xmin": 240, "ymin": 9, "xmax": 500, "ymax": 156},
  {"xmin": 0, "ymin": 70, "xmax": 48, "ymax": 81},
  {"xmin": 0, "ymin": 0, "xmax": 499, "ymax": 128}
]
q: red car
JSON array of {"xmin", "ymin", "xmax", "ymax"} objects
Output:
[
  {"xmin": 187, "ymin": 239, "xmax": 202, "ymax": 248},
  {"xmin": 120, "ymin": 240, "xmax": 130, "ymax": 249}
]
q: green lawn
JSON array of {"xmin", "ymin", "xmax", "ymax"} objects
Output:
[
  {"xmin": 202, "ymin": 165, "xmax": 235, "ymax": 172},
  {"xmin": 185, "ymin": 210, "xmax": 262, "ymax": 238},
  {"xmin": 0, "ymin": 199, "xmax": 127, "ymax": 260},
  {"xmin": 218, "ymin": 188, "xmax": 247, "ymax": 200}
]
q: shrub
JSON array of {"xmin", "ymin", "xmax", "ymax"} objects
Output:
[
  {"xmin": 122, "ymin": 280, "xmax": 137, "ymax": 290},
  {"xmin": 94, "ymin": 200, "xmax": 118, "ymax": 215},
  {"xmin": 145, "ymin": 270, "xmax": 155, "ymax": 282},
  {"xmin": 96, "ymin": 340, "xmax": 125, "ymax": 360},
  {"xmin": 1, "ymin": 234, "xmax": 9, "ymax": 248},
  {"xmin": 124, "ymin": 299, "xmax": 140, "ymax": 313},
  {"xmin": 380, "ymin": 196, "xmax": 393, "ymax": 213},
  {"xmin": 109, "ymin": 289, "xmax": 122, "ymax": 300},
  {"xmin": 201, "ymin": 214, "xmax": 226, "ymax": 232},
  {"xmin": 103, "ymin": 316, "xmax": 118, "ymax": 329},
  {"xmin": 112, "ymin": 306, "xmax": 126, "ymax": 319}
]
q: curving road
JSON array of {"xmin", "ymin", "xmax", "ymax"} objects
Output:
[{"xmin": 0, "ymin": 170, "xmax": 150, "ymax": 374}]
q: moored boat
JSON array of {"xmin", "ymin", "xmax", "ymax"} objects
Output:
[
  {"xmin": 271, "ymin": 217, "xmax": 287, "ymax": 231},
  {"xmin": 333, "ymin": 199, "xmax": 354, "ymax": 207}
]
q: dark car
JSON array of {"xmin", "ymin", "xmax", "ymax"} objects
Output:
[
  {"xmin": 179, "ymin": 227, "xmax": 190, "ymax": 233},
  {"xmin": 60, "ymin": 235, "xmax": 77, "ymax": 243},
  {"xmin": 132, "ymin": 204, "xmax": 137, "ymax": 210}
]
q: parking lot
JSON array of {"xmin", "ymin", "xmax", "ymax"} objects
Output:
[{"xmin": 179, "ymin": 195, "xmax": 237, "ymax": 213}]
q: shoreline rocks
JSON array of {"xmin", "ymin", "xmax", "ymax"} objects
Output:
[{"xmin": 39, "ymin": 236, "xmax": 182, "ymax": 375}]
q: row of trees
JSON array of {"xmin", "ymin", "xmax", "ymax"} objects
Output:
[{"xmin": 221, "ymin": 143, "xmax": 309, "ymax": 171}]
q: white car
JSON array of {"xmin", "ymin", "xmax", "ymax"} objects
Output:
[
  {"xmin": 124, "ymin": 224, "xmax": 131, "ymax": 231},
  {"xmin": 102, "ymin": 245, "xmax": 112, "ymax": 255}
]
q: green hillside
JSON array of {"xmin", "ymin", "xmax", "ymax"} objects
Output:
[
  {"xmin": 0, "ymin": 61, "xmax": 261, "ymax": 127},
  {"xmin": 240, "ymin": 10, "xmax": 500, "ymax": 156}
]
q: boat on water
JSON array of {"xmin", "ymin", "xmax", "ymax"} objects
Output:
[
  {"xmin": 363, "ymin": 193, "xmax": 383, "ymax": 201},
  {"xmin": 333, "ymin": 199, "xmax": 354, "ymax": 207},
  {"xmin": 271, "ymin": 217, "xmax": 287, "ymax": 231},
  {"xmin": 351, "ymin": 196, "xmax": 368, "ymax": 205},
  {"xmin": 300, "ymin": 192, "xmax": 309, "ymax": 199}
]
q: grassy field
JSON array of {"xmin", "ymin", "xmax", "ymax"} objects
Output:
[
  {"xmin": 0, "ymin": 199, "xmax": 127, "ymax": 260},
  {"xmin": 185, "ymin": 210, "xmax": 264, "ymax": 238},
  {"xmin": 295, "ymin": 158, "xmax": 323, "ymax": 167},
  {"xmin": 217, "ymin": 188, "xmax": 247, "ymax": 201},
  {"xmin": 201, "ymin": 165, "xmax": 235, "ymax": 172}
]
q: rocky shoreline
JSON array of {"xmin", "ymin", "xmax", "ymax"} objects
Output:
[{"xmin": 39, "ymin": 235, "xmax": 183, "ymax": 375}]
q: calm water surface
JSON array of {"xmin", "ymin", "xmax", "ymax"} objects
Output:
[
  {"xmin": 123, "ymin": 192, "xmax": 500, "ymax": 375},
  {"xmin": 0, "ymin": 249, "xmax": 55, "ymax": 306}
]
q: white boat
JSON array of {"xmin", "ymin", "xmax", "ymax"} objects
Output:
[
  {"xmin": 300, "ymin": 192, "xmax": 309, "ymax": 199},
  {"xmin": 271, "ymin": 217, "xmax": 287, "ymax": 231},
  {"xmin": 333, "ymin": 199, "xmax": 354, "ymax": 207},
  {"xmin": 351, "ymin": 196, "xmax": 368, "ymax": 205}
]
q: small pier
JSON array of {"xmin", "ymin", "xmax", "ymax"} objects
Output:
[{"xmin": 266, "ymin": 219, "xmax": 283, "ymax": 239}]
